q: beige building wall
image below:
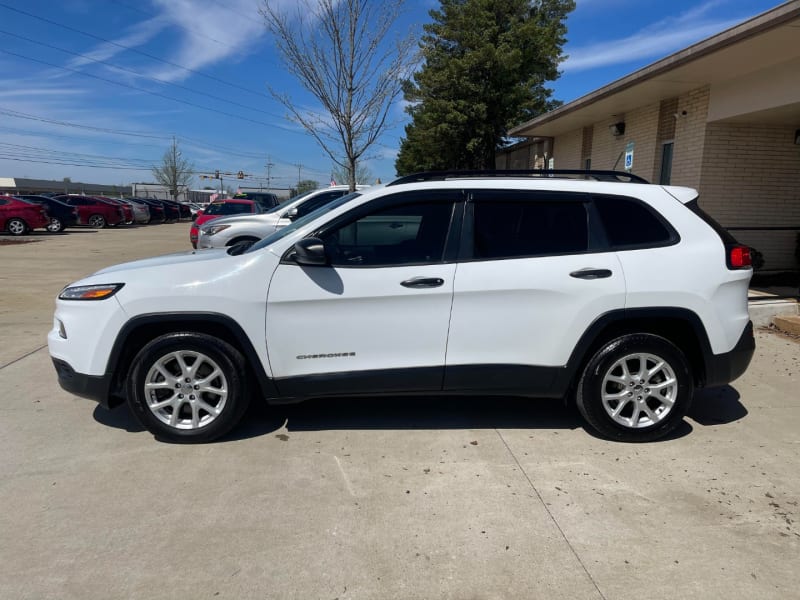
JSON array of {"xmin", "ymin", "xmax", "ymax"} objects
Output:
[
  {"xmin": 577, "ymin": 103, "xmax": 661, "ymax": 180},
  {"xmin": 552, "ymin": 128, "xmax": 582, "ymax": 169},
  {"xmin": 671, "ymin": 86, "xmax": 712, "ymax": 190},
  {"xmin": 699, "ymin": 123, "xmax": 800, "ymax": 270}
]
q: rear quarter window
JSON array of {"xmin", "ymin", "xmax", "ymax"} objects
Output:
[{"xmin": 593, "ymin": 195, "xmax": 676, "ymax": 249}]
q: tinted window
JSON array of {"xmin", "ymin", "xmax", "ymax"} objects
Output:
[
  {"xmin": 321, "ymin": 201, "xmax": 453, "ymax": 266},
  {"xmin": 593, "ymin": 195, "xmax": 673, "ymax": 248},
  {"xmin": 295, "ymin": 190, "xmax": 347, "ymax": 218},
  {"xmin": 203, "ymin": 202, "xmax": 253, "ymax": 216},
  {"xmin": 473, "ymin": 201, "xmax": 588, "ymax": 259}
]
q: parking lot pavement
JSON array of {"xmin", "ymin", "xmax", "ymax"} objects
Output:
[{"xmin": 1, "ymin": 226, "xmax": 798, "ymax": 599}]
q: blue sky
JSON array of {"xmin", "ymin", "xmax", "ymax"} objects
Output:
[{"xmin": 0, "ymin": 0, "xmax": 784, "ymax": 189}]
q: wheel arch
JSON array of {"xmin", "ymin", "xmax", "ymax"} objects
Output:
[
  {"xmin": 226, "ymin": 235, "xmax": 260, "ymax": 246},
  {"xmin": 560, "ymin": 308, "xmax": 713, "ymax": 400},
  {"xmin": 106, "ymin": 313, "xmax": 277, "ymax": 407}
]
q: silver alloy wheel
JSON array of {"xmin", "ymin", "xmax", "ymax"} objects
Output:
[
  {"xmin": 600, "ymin": 352, "xmax": 678, "ymax": 429},
  {"xmin": 8, "ymin": 218, "xmax": 26, "ymax": 235},
  {"xmin": 88, "ymin": 214, "xmax": 105, "ymax": 228},
  {"xmin": 144, "ymin": 350, "xmax": 229, "ymax": 430},
  {"xmin": 47, "ymin": 218, "xmax": 63, "ymax": 233}
]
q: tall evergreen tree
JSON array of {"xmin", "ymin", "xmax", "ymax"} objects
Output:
[{"xmin": 396, "ymin": 0, "xmax": 574, "ymax": 174}]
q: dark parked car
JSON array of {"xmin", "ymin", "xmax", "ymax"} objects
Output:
[
  {"xmin": 17, "ymin": 195, "xmax": 80, "ymax": 233},
  {"xmin": 55, "ymin": 195, "xmax": 124, "ymax": 228},
  {"xmin": 127, "ymin": 197, "xmax": 166, "ymax": 223},
  {"xmin": 161, "ymin": 199, "xmax": 192, "ymax": 220},
  {"xmin": 0, "ymin": 195, "xmax": 50, "ymax": 235}
]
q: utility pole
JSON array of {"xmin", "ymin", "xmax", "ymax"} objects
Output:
[
  {"xmin": 295, "ymin": 162, "xmax": 302, "ymax": 188},
  {"xmin": 265, "ymin": 156, "xmax": 274, "ymax": 192}
]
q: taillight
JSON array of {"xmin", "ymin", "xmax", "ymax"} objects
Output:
[{"xmin": 728, "ymin": 245, "xmax": 752, "ymax": 269}]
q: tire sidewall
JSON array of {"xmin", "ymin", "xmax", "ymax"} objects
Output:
[
  {"xmin": 577, "ymin": 334, "xmax": 693, "ymax": 442},
  {"xmin": 126, "ymin": 332, "xmax": 249, "ymax": 443},
  {"xmin": 89, "ymin": 214, "xmax": 106, "ymax": 228},
  {"xmin": 8, "ymin": 218, "xmax": 26, "ymax": 236},
  {"xmin": 47, "ymin": 218, "xmax": 63, "ymax": 233}
]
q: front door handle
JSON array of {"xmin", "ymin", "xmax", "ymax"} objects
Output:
[
  {"xmin": 401, "ymin": 277, "xmax": 445, "ymax": 288},
  {"xmin": 570, "ymin": 268, "xmax": 613, "ymax": 280}
]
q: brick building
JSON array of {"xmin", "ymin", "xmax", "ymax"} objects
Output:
[{"xmin": 502, "ymin": 1, "xmax": 800, "ymax": 271}]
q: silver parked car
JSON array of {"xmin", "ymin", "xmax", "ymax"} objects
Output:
[
  {"xmin": 119, "ymin": 198, "xmax": 150, "ymax": 224},
  {"xmin": 196, "ymin": 185, "xmax": 367, "ymax": 249}
]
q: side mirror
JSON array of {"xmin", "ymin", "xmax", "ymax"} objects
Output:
[
  {"xmin": 286, "ymin": 207, "xmax": 299, "ymax": 221},
  {"xmin": 293, "ymin": 237, "xmax": 327, "ymax": 266}
]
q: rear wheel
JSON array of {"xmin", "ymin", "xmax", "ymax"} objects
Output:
[
  {"xmin": 7, "ymin": 218, "xmax": 27, "ymax": 236},
  {"xmin": 126, "ymin": 332, "xmax": 250, "ymax": 443},
  {"xmin": 576, "ymin": 334, "xmax": 693, "ymax": 442},
  {"xmin": 46, "ymin": 217, "xmax": 64, "ymax": 233},
  {"xmin": 88, "ymin": 214, "xmax": 106, "ymax": 228}
]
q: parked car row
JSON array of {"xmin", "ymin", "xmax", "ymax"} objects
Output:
[{"xmin": 1, "ymin": 193, "xmax": 193, "ymax": 235}]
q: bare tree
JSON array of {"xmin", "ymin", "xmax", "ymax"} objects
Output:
[
  {"xmin": 152, "ymin": 138, "xmax": 194, "ymax": 200},
  {"xmin": 332, "ymin": 162, "xmax": 373, "ymax": 186},
  {"xmin": 261, "ymin": 0, "xmax": 415, "ymax": 192}
]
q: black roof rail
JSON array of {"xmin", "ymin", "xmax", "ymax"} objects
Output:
[{"xmin": 388, "ymin": 169, "xmax": 650, "ymax": 186}]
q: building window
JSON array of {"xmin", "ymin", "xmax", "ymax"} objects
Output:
[{"xmin": 659, "ymin": 142, "xmax": 674, "ymax": 185}]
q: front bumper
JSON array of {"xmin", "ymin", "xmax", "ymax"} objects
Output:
[
  {"xmin": 704, "ymin": 320, "xmax": 755, "ymax": 388},
  {"xmin": 52, "ymin": 358, "xmax": 118, "ymax": 408}
]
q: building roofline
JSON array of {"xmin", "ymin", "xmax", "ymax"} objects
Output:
[{"xmin": 509, "ymin": 0, "xmax": 800, "ymax": 136}]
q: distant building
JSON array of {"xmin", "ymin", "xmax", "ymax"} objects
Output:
[
  {"xmin": 130, "ymin": 183, "xmax": 189, "ymax": 202},
  {"xmin": 236, "ymin": 186, "xmax": 293, "ymax": 201},
  {"xmin": 0, "ymin": 177, "xmax": 131, "ymax": 197}
]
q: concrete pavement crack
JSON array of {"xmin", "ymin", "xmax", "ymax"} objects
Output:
[
  {"xmin": 494, "ymin": 428, "xmax": 607, "ymax": 600},
  {"xmin": 0, "ymin": 344, "xmax": 47, "ymax": 371}
]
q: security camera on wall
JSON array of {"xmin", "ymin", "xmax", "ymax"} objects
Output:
[{"xmin": 609, "ymin": 122, "xmax": 625, "ymax": 137}]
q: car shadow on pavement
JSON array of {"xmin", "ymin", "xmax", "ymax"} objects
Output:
[
  {"xmin": 263, "ymin": 395, "xmax": 583, "ymax": 435},
  {"xmin": 93, "ymin": 404, "xmax": 145, "ymax": 433},
  {"xmin": 92, "ymin": 386, "xmax": 747, "ymax": 443},
  {"xmin": 688, "ymin": 385, "xmax": 748, "ymax": 426}
]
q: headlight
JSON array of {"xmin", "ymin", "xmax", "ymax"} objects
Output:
[
  {"xmin": 59, "ymin": 283, "xmax": 125, "ymax": 301},
  {"xmin": 203, "ymin": 224, "xmax": 231, "ymax": 236}
]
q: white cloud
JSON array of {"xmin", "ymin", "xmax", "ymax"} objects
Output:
[
  {"xmin": 66, "ymin": 17, "xmax": 169, "ymax": 69},
  {"xmin": 563, "ymin": 0, "xmax": 740, "ymax": 72}
]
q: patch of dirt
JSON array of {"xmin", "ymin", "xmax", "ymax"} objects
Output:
[
  {"xmin": 0, "ymin": 238, "xmax": 39, "ymax": 246},
  {"xmin": 760, "ymin": 324, "xmax": 800, "ymax": 344}
]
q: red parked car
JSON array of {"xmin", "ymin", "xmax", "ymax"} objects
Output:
[
  {"xmin": 189, "ymin": 199, "xmax": 260, "ymax": 248},
  {"xmin": 0, "ymin": 195, "xmax": 50, "ymax": 235},
  {"xmin": 55, "ymin": 195, "xmax": 125, "ymax": 228},
  {"xmin": 94, "ymin": 196, "xmax": 134, "ymax": 224}
]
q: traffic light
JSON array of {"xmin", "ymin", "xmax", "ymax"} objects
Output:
[
  {"xmin": 214, "ymin": 170, "xmax": 220, "ymax": 179},
  {"xmin": 237, "ymin": 171, "xmax": 244, "ymax": 179}
]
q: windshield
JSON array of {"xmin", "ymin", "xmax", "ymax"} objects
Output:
[{"xmin": 244, "ymin": 192, "xmax": 361, "ymax": 254}]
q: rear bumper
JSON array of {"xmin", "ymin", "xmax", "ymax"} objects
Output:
[
  {"xmin": 52, "ymin": 358, "xmax": 117, "ymax": 408},
  {"xmin": 704, "ymin": 321, "xmax": 755, "ymax": 388}
]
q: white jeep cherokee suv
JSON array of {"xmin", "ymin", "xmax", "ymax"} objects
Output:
[
  {"xmin": 49, "ymin": 170, "xmax": 755, "ymax": 443},
  {"xmin": 196, "ymin": 185, "xmax": 365, "ymax": 250}
]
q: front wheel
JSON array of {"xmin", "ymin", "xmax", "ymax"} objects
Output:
[
  {"xmin": 126, "ymin": 333, "xmax": 250, "ymax": 443},
  {"xmin": 576, "ymin": 334, "xmax": 693, "ymax": 442},
  {"xmin": 7, "ymin": 218, "xmax": 27, "ymax": 236},
  {"xmin": 46, "ymin": 217, "xmax": 64, "ymax": 233}
]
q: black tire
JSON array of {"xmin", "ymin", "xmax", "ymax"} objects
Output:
[
  {"xmin": 7, "ymin": 218, "xmax": 27, "ymax": 236},
  {"xmin": 575, "ymin": 334, "xmax": 693, "ymax": 442},
  {"xmin": 46, "ymin": 217, "xmax": 64, "ymax": 233},
  {"xmin": 88, "ymin": 214, "xmax": 106, "ymax": 228},
  {"xmin": 126, "ymin": 332, "xmax": 250, "ymax": 443}
]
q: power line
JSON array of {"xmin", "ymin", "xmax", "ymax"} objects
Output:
[
  {"xmin": 0, "ymin": 2, "xmax": 268, "ymax": 99},
  {"xmin": 0, "ymin": 48, "xmax": 292, "ymax": 131},
  {"xmin": 0, "ymin": 29, "xmax": 285, "ymax": 121}
]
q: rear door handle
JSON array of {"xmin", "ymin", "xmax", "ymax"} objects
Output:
[
  {"xmin": 570, "ymin": 268, "xmax": 613, "ymax": 280},
  {"xmin": 401, "ymin": 277, "xmax": 445, "ymax": 288}
]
